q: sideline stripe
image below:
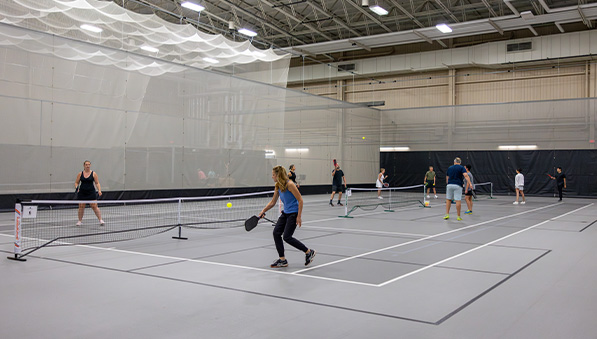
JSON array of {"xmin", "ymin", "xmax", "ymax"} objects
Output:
[
  {"xmin": 377, "ymin": 203, "xmax": 593, "ymax": 286},
  {"xmin": 293, "ymin": 202, "xmax": 562, "ymax": 274}
]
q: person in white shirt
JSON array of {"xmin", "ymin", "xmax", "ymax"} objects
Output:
[
  {"xmin": 376, "ymin": 168, "xmax": 388, "ymax": 199},
  {"xmin": 513, "ymin": 168, "xmax": 526, "ymax": 205}
]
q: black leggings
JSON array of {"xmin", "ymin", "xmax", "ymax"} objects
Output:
[
  {"xmin": 273, "ymin": 212, "xmax": 308, "ymax": 257},
  {"xmin": 557, "ymin": 184, "xmax": 564, "ymax": 200}
]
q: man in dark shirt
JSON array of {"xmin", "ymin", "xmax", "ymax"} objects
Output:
[
  {"xmin": 330, "ymin": 163, "xmax": 347, "ymax": 206},
  {"xmin": 444, "ymin": 157, "xmax": 471, "ymax": 221},
  {"xmin": 551, "ymin": 167, "xmax": 567, "ymax": 201}
]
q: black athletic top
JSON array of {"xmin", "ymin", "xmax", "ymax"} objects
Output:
[
  {"xmin": 79, "ymin": 171, "xmax": 96, "ymax": 193},
  {"xmin": 332, "ymin": 169, "xmax": 344, "ymax": 186},
  {"xmin": 556, "ymin": 173, "xmax": 566, "ymax": 186},
  {"xmin": 289, "ymin": 170, "xmax": 297, "ymax": 184}
]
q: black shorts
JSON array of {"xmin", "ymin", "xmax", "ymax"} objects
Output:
[
  {"xmin": 332, "ymin": 185, "xmax": 345, "ymax": 193},
  {"xmin": 465, "ymin": 190, "xmax": 474, "ymax": 196},
  {"xmin": 426, "ymin": 180, "xmax": 435, "ymax": 188}
]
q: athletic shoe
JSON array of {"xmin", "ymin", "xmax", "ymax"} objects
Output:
[
  {"xmin": 434, "ymin": 195, "xmax": 438, "ymax": 199},
  {"xmin": 270, "ymin": 259, "xmax": 288, "ymax": 268},
  {"xmin": 443, "ymin": 214, "xmax": 450, "ymax": 220},
  {"xmin": 329, "ymin": 201, "xmax": 334, "ymax": 207},
  {"xmin": 337, "ymin": 202, "xmax": 344, "ymax": 206},
  {"xmin": 457, "ymin": 216, "xmax": 462, "ymax": 221},
  {"xmin": 426, "ymin": 195, "xmax": 430, "ymax": 199},
  {"xmin": 464, "ymin": 210, "xmax": 472, "ymax": 214},
  {"xmin": 513, "ymin": 201, "xmax": 519, "ymax": 205},
  {"xmin": 451, "ymin": 200, "xmax": 455, "ymax": 204},
  {"xmin": 99, "ymin": 220, "xmax": 105, "ymax": 226},
  {"xmin": 305, "ymin": 250, "xmax": 316, "ymax": 266},
  {"xmin": 520, "ymin": 201, "xmax": 525, "ymax": 205},
  {"xmin": 76, "ymin": 221, "xmax": 82, "ymax": 226},
  {"xmin": 378, "ymin": 196, "xmax": 383, "ymax": 199}
]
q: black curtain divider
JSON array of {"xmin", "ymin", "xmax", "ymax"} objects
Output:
[{"xmin": 381, "ymin": 150, "xmax": 597, "ymax": 198}]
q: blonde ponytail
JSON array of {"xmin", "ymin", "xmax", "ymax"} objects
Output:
[{"xmin": 273, "ymin": 166, "xmax": 289, "ymax": 192}]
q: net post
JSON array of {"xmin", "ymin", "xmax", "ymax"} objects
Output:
[
  {"xmin": 338, "ymin": 188, "xmax": 353, "ymax": 218},
  {"xmin": 423, "ymin": 184, "xmax": 430, "ymax": 208},
  {"xmin": 7, "ymin": 200, "xmax": 26, "ymax": 262},
  {"xmin": 384, "ymin": 188, "xmax": 394, "ymax": 212},
  {"xmin": 172, "ymin": 198, "xmax": 188, "ymax": 240},
  {"xmin": 489, "ymin": 182, "xmax": 496, "ymax": 199}
]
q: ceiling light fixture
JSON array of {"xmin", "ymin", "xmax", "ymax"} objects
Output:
[
  {"xmin": 203, "ymin": 57, "xmax": 219, "ymax": 64},
  {"xmin": 80, "ymin": 24, "xmax": 103, "ymax": 33},
  {"xmin": 498, "ymin": 145, "xmax": 538, "ymax": 150},
  {"xmin": 380, "ymin": 147, "xmax": 410, "ymax": 152},
  {"xmin": 370, "ymin": 5, "xmax": 388, "ymax": 15},
  {"xmin": 141, "ymin": 45, "xmax": 159, "ymax": 53},
  {"xmin": 238, "ymin": 28, "xmax": 258, "ymax": 37},
  {"xmin": 181, "ymin": 1, "xmax": 205, "ymax": 12},
  {"xmin": 435, "ymin": 23, "xmax": 452, "ymax": 33}
]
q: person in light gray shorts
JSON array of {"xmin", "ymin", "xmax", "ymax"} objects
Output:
[
  {"xmin": 513, "ymin": 168, "xmax": 525, "ymax": 205},
  {"xmin": 444, "ymin": 157, "xmax": 471, "ymax": 221}
]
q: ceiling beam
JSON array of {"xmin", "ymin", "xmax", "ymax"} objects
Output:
[
  {"xmin": 488, "ymin": 19, "xmax": 504, "ymax": 35},
  {"xmin": 388, "ymin": 0, "xmax": 425, "ymax": 28},
  {"xmin": 578, "ymin": 6, "xmax": 593, "ymax": 28},
  {"xmin": 434, "ymin": 0, "xmax": 460, "ymax": 23},
  {"xmin": 413, "ymin": 30, "xmax": 433, "ymax": 44},
  {"xmin": 304, "ymin": 0, "xmax": 362, "ymax": 37},
  {"xmin": 258, "ymin": 0, "xmax": 335, "ymax": 41},
  {"xmin": 345, "ymin": 0, "xmax": 393, "ymax": 33},
  {"xmin": 481, "ymin": 0, "xmax": 498, "ymax": 18},
  {"xmin": 348, "ymin": 39, "xmax": 371, "ymax": 51}
]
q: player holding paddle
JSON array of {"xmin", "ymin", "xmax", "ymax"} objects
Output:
[
  {"xmin": 376, "ymin": 168, "xmax": 388, "ymax": 199},
  {"xmin": 548, "ymin": 167, "xmax": 567, "ymax": 201},
  {"xmin": 259, "ymin": 165, "xmax": 316, "ymax": 268},
  {"xmin": 75, "ymin": 160, "xmax": 104, "ymax": 226}
]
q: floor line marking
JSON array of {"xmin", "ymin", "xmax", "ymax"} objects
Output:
[
  {"xmin": 376, "ymin": 203, "xmax": 593, "ymax": 287},
  {"xmin": 292, "ymin": 202, "xmax": 561, "ymax": 274}
]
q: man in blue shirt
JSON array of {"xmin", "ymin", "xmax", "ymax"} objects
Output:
[{"xmin": 444, "ymin": 157, "xmax": 471, "ymax": 221}]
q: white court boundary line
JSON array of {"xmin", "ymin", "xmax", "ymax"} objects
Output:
[
  {"xmin": 2, "ymin": 202, "xmax": 587, "ymax": 288},
  {"xmin": 293, "ymin": 201, "xmax": 563, "ymax": 274},
  {"xmin": 377, "ymin": 203, "xmax": 594, "ymax": 286},
  {"xmin": 0, "ymin": 232, "xmax": 378, "ymax": 287}
]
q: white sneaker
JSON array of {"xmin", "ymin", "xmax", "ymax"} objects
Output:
[
  {"xmin": 378, "ymin": 196, "xmax": 383, "ymax": 199},
  {"xmin": 520, "ymin": 201, "xmax": 525, "ymax": 205},
  {"xmin": 426, "ymin": 195, "xmax": 430, "ymax": 199},
  {"xmin": 76, "ymin": 221, "xmax": 82, "ymax": 226},
  {"xmin": 513, "ymin": 201, "xmax": 519, "ymax": 205},
  {"xmin": 434, "ymin": 195, "xmax": 438, "ymax": 199},
  {"xmin": 99, "ymin": 220, "xmax": 105, "ymax": 225}
]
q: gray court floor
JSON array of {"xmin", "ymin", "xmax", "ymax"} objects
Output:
[{"xmin": 1, "ymin": 194, "xmax": 597, "ymax": 338}]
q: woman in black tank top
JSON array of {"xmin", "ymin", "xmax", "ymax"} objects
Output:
[
  {"xmin": 75, "ymin": 160, "xmax": 104, "ymax": 226},
  {"xmin": 288, "ymin": 164, "xmax": 299, "ymax": 188}
]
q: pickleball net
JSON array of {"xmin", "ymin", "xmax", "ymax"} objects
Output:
[
  {"xmin": 340, "ymin": 184, "xmax": 426, "ymax": 217},
  {"xmin": 10, "ymin": 191, "xmax": 275, "ymax": 260},
  {"xmin": 472, "ymin": 182, "xmax": 495, "ymax": 199}
]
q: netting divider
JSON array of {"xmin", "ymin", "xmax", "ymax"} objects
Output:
[
  {"xmin": 7, "ymin": 200, "xmax": 26, "ymax": 261},
  {"xmin": 172, "ymin": 198, "xmax": 188, "ymax": 240}
]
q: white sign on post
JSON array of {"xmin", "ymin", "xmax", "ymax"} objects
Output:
[{"xmin": 22, "ymin": 205, "xmax": 38, "ymax": 219}]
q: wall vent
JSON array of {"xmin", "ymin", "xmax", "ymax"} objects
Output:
[{"xmin": 507, "ymin": 41, "xmax": 532, "ymax": 52}]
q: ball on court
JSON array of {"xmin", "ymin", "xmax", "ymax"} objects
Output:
[
  {"xmin": 226, "ymin": 202, "xmax": 232, "ymax": 208},
  {"xmin": 362, "ymin": 136, "xmax": 366, "ymax": 139}
]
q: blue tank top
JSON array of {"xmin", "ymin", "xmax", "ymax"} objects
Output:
[{"xmin": 279, "ymin": 184, "xmax": 299, "ymax": 214}]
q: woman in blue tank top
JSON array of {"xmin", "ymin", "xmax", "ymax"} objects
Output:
[{"xmin": 259, "ymin": 166, "xmax": 316, "ymax": 268}]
